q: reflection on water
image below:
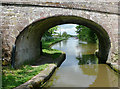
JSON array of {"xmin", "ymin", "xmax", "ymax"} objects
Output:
[
  {"xmin": 76, "ymin": 54, "xmax": 98, "ymax": 65},
  {"xmin": 76, "ymin": 43, "xmax": 98, "ymax": 55},
  {"xmin": 43, "ymin": 38, "xmax": 118, "ymax": 88},
  {"xmin": 80, "ymin": 64, "xmax": 98, "ymax": 76}
]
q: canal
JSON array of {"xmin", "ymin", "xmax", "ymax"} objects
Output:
[{"xmin": 43, "ymin": 37, "xmax": 118, "ymax": 88}]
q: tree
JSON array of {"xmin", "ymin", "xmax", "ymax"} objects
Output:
[
  {"xmin": 62, "ymin": 31, "xmax": 68, "ymax": 38},
  {"xmin": 42, "ymin": 26, "xmax": 60, "ymax": 41},
  {"xmin": 75, "ymin": 25, "xmax": 97, "ymax": 43},
  {"xmin": 48, "ymin": 26, "xmax": 60, "ymax": 34},
  {"xmin": 43, "ymin": 26, "xmax": 60, "ymax": 38}
]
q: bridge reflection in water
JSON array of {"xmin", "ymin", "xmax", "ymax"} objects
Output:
[{"xmin": 43, "ymin": 38, "xmax": 118, "ymax": 88}]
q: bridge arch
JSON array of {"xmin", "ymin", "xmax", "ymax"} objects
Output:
[{"xmin": 14, "ymin": 15, "xmax": 111, "ymax": 67}]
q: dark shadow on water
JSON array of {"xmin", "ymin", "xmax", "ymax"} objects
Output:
[{"xmin": 76, "ymin": 54, "xmax": 98, "ymax": 65}]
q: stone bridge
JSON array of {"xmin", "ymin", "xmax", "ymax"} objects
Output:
[{"xmin": 0, "ymin": 0, "xmax": 119, "ymax": 67}]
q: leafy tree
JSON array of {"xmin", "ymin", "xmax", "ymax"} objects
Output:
[
  {"xmin": 42, "ymin": 26, "xmax": 60, "ymax": 41},
  {"xmin": 62, "ymin": 31, "xmax": 68, "ymax": 38},
  {"xmin": 48, "ymin": 26, "xmax": 60, "ymax": 34},
  {"xmin": 75, "ymin": 25, "xmax": 97, "ymax": 43},
  {"xmin": 43, "ymin": 26, "xmax": 60, "ymax": 37}
]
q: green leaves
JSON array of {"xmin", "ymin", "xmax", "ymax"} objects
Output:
[
  {"xmin": 75, "ymin": 25, "xmax": 97, "ymax": 43},
  {"xmin": 62, "ymin": 31, "xmax": 68, "ymax": 38},
  {"xmin": 48, "ymin": 26, "xmax": 60, "ymax": 34}
]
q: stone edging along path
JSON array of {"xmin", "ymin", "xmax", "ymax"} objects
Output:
[{"xmin": 14, "ymin": 52, "xmax": 66, "ymax": 89}]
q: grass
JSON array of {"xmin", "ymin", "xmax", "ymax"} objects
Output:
[
  {"xmin": 2, "ymin": 64, "xmax": 48, "ymax": 89},
  {"xmin": 42, "ymin": 49, "xmax": 62, "ymax": 59},
  {"xmin": 2, "ymin": 38, "xmax": 66, "ymax": 89},
  {"xmin": 42, "ymin": 38, "xmax": 65, "ymax": 49},
  {"xmin": 42, "ymin": 38, "xmax": 66, "ymax": 59}
]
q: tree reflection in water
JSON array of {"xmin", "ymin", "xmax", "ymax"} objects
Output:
[
  {"xmin": 76, "ymin": 54, "xmax": 98, "ymax": 65},
  {"xmin": 76, "ymin": 54, "xmax": 98, "ymax": 76}
]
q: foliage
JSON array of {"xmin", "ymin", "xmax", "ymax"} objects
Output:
[
  {"xmin": 43, "ymin": 31, "xmax": 52, "ymax": 38},
  {"xmin": 62, "ymin": 31, "xmax": 68, "ymax": 38},
  {"xmin": 61, "ymin": 31, "xmax": 74, "ymax": 38},
  {"xmin": 42, "ymin": 38, "xmax": 66, "ymax": 59},
  {"xmin": 75, "ymin": 25, "xmax": 97, "ymax": 43},
  {"xmin": 42, "ymin": 26, "xmax": 60, "ymax": 41},
  {"xmin": 2, "ymin": 64, "xmax": 48, "ymax": 89},
  {"xmin": 42, "ymin": 49, "xmax": 62, "ymax": 59},
  {"xmin": 48, "ymin": 26, "xmax": 60, "ymax": 34}
]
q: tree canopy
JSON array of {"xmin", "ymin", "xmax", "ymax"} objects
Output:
[
  {"xmin": 48, "ymin": 26, "xmax": 60, "ymax": 34},
  {"xmin": 62, "ymin": 31, "xmax": 68, "ymax": 38},
  {"xmin": 75, "ymin": 25, "xmax": 97, "ymax": 43}
]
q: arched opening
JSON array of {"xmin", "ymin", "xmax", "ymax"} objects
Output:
[{"xmin": 14, "ymin": 15, "xmax": 111, "ymax": 67}]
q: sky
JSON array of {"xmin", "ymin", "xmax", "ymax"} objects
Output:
[{"xmin": 55, "ymin": 24, "xmax": 79, "ymax": 35}]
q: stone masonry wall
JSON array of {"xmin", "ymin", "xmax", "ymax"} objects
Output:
[{"xmin": 0, "ymin": 1, "xmax": 119, "ymax": 64}]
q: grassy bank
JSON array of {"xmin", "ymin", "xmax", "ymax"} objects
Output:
[
  {"xmin": 2, "ymin": 64, "xmax": 48, "ymax": 89},
  {"xmin": 42, "ymin": 38, "xmax": 66, "ymax": 49},
  {"xmin": 2, "ymin": 38, "xmax": 66, "ymax": 89},
  {"xmin": 42, "ymin": 38, "xmax": 66, "ymax": 59}
]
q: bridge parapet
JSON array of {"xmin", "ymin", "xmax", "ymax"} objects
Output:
[{"xmin": 0, "ymin": 0, "xmax": 119, "ymax": 15}]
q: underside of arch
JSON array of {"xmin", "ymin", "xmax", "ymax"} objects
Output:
[{"xmin": 14, "ymin": 15, "xmax": 111, "ymax": 67}]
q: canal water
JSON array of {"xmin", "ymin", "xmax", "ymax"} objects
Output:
[{"xmin": 44, "ymin": 38, "xmax": 118, "ymax": 88}]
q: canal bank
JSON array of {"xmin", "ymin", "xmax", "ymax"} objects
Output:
[
  {"xmin": 3, "ymin": 37, "xmax": 119, "ymax": 88},
  {"xmin": 14, "ymin": 38, "xmax": 67, "ymax": 89},
  {"xmin": 2, "ymin": 38, "xmax": 67, "ymax": 89},
  {"xmin": 14, "ymin": 53, "xmax": 66, "ymax": 89}
]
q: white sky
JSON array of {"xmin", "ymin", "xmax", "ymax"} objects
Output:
[{"xmin": 55, "ymin": 24, "xmax": 79, "ymax": 35}]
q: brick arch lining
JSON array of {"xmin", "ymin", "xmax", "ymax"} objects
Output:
[{"xmin": 15, "ymin": 15, "xmax": 111, "ymax": 67}]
